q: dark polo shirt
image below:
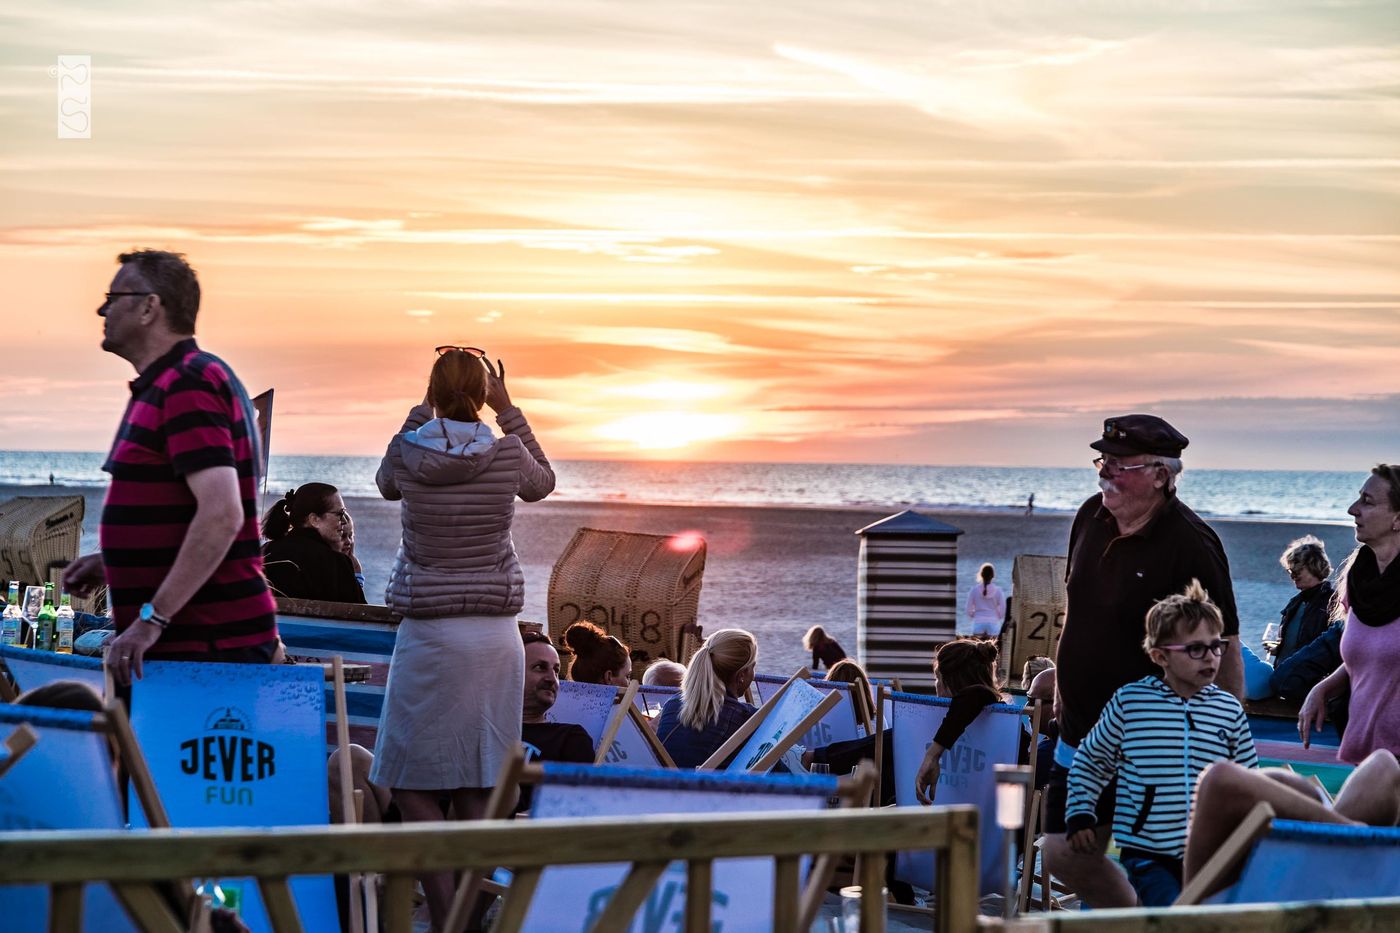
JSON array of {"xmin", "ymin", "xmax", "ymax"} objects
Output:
[{"xmin": 1056, "ymin": 492, "xmax": 1238, "ymax": 748}]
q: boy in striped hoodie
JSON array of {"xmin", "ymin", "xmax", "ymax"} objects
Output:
[{"xmin": 1066, "ymin": 579, "xmax": 1257, "ymax": 906}]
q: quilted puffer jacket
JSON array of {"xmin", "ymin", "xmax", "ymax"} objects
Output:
[{"xmin": 376, "ymin": 403, "xmax": 554, "ymax": 618}]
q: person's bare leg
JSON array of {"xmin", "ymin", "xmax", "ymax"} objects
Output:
[
  {"xmin": 1333, "ymin": 750, "xmax": 1400, "ymax": 827},
  {"xmin": 1042, "ymin": 825, "xmax": 1138, "ymax": 909},
  {"xmin": 447, "ymin": 787, "xmax": 500, "ymax": 930},
  {"xmin": 1184, "ymin": 762, "xmax": 1353, "ymax": 883},
  {"xmin": 393, "ymin": 788, "xmax": 456, "ymax": 930},
  {"xmin": 328, "ymin": 744, "xmax": 391, "ymax": 824}
]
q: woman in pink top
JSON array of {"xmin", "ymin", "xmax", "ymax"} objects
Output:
[
  {"xmin": 965, "ymin": 562, "xmax": 1007, "ymax": 638},
  {"xmin": 1300, "ymin": 464, "xmax": 1400, "ymax": 764}
]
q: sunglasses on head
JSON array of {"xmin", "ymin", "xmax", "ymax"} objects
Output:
[{"xmin": 435, "ymin": 345, "xmax": 485, "ymax": 358}]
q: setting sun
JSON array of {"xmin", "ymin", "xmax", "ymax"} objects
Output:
[{"xmin": 595, "ymin": 411, "xmax": 746, "ymax": 451}]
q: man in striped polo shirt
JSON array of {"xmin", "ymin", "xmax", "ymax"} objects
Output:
[{"xmin": 63, "ymin": 250, "xmax": 278, "ymax": 685}]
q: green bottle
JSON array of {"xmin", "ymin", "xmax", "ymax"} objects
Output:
[{"xmin": 36, "ymin": 582, "xmax": 57, "ymax": 652}]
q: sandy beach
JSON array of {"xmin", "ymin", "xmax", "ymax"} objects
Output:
[{"xmin": 3, "ymin": 482, "xmax": 1359, "ymax": 673}]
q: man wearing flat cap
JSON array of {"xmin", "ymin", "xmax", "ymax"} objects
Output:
[{"xmin": 1042, "ymin": 414, "xmax": 1242, "ymax": 908}]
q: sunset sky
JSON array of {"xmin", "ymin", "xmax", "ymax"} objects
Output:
[{"xmin": 2, "ymin": 1, "xmax": 1397, "ymax": 468}]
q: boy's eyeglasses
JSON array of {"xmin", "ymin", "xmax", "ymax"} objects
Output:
[
  {"xmin": 1159, "ymin": 640, "xmax": 1226, "ymax": 659},
  {"xmin": 435, "ymin": 345, "xmax": 485, "ymax": 358}
]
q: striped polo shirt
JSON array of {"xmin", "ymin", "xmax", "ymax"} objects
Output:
[
  {"xmin": 1066, "ymin": 675, "xmax": 1257, "ymax": 858},
  {"xmin": 100, "ymin": 338, "xmax": 277, "ymax": 657}
]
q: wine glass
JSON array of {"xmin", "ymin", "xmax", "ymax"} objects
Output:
[{"xmin": 1261, "ymin": 623, "xmax": 1281, "ymax": 655}]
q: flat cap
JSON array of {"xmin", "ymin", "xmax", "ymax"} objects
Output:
[{"xmin": 1090, "ymin": 414, "xmax": 1189, "ymax": 458}]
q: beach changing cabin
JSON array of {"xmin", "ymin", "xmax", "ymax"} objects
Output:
[
  {"xmin": 855, "ymin": 510, "xmax": 963, "ymax": 689},
  {"xmin": 548, "ymin": 527, "xmax": 706, "ymax": 676}
]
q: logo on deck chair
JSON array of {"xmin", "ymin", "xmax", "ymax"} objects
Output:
[{"xmin": 178, "ymin": 705, "xmax": 277, "ymax": 806}]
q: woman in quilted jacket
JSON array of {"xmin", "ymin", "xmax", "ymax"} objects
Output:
[{"xmin": 370, "ymin": 346, "xmax": 554, "ymax": 928}]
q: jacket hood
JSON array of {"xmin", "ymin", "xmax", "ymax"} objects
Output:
[{"xmin": 398, "ymin": 418, "xmax": 500, "ymax": 484}]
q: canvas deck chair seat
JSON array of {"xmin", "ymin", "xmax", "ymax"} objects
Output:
[
  {"xmin": 753, "ymin": 671, "xmax": 868, "ymax": 747},
  {"xmin": 449, "ymin": 757, "xmax": 875, "ymax": 933},
  {"xmin": 0, "ymin": 703, "xmax": 181, "ymax": 932},
  {"xmin": 127, "ymin": 660, "xmax": 342, "ymax": 933},
  {"xmin": 1179, "ymin": 803, "xmax": 1400, "ymax": 906},
  {"xmin": 889, "ymin": 690, "xmax": 1028, "ymax": 895},
  {"xmin": 1, "ymin": 644, "xmax": 107, "ymax": 699}
]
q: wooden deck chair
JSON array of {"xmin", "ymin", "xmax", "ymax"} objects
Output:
[
  {"xmin": 450, "ymin": 756, "xmax": 874, "ymax": 933},
  {"xmin": 1175, "ymin": 801, "xmax": 1276, "ymax": 905},
  {"xmin": 753, "ymin": 671, "xmax": 866, "ymax": 749},
  {"xmin": 888, "ymin": 690, "xmax": 1025, "ymax": 895},
  {"xmin": 701, "ymin": 673, "xmax": 841, "ymax": 773},
  {"xmin": 0, "ymin": 702, "xmax": 191, "ymax": 932},
  {"xmin": 594, "ymin": 682, "xmax": 677, "ymax": 768},
  {"xmin": 1208, "ymin": 817, "xmax": 1400, "ymax": 906},
  {"xmin": 127, "ymin": 660, "xmax": 342, "ymax": 933},
  {"xmin": 1, "ymin": 644, "xmax": 107, "ymax": 698}
]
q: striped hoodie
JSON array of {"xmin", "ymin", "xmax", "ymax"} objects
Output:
[{"xmin": 1065, "ymin": 675, "xmax": 1257, "ymax": 858}]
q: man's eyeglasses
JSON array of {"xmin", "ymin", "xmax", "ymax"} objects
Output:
[
  {"xmin": 1158, "ymin": 640, "xmax": 1226, "ymax": 660},
  {"xmin": 322, "ymin": 509, "xmax": 350, "ymax": 524},
  {"xmin": 99, "ymin": 291, "xmax": 152, "ymax": 309},
  {"xmin": 1093, "ymin": 457, "xmax": 1156, "ymax": 476},
  {"xmin": 435, "ymin": 346, "xmax": 485, "ymax": 358}
]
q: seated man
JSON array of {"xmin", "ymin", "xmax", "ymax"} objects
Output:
[
  {"xmin": 518, "ymin": 631, "xmax": 594, "ymax": 813},
  {"xmin": 1184, "ymin": 749, "xmax": 1400, "ymax": 899}
]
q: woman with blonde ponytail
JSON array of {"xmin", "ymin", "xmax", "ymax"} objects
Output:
[{"xmin": 656, "ymin": 629, "xmax": 759, "ymax": 768}]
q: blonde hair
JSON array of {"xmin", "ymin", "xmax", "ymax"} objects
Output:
[
  {"xmin": 802, "ymin": 625, "xmax": 828, "ymax": 651},
  {"xmin": 679, "ymin": 629, "xmax": 757, "ymax": 730},
  {"xmin": 1142, "ymin": 579, "xmax": 1223, "ymax": 651},
  {"xmin": 825, "ymin": 659, "xmax": 875, "ymax": 729}
]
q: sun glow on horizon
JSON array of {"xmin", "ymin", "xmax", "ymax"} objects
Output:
[{"xmin": 595, "ymin": 411, "xmax": 746, "ymax": 451}]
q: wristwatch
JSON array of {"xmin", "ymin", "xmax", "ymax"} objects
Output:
[{"xmin": 138, "ymin": 602, "xmax": 171, "ymax": 629}]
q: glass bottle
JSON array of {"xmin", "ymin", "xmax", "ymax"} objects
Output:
[
  {"xmin": 55, "ymin": 592, "xmax": 75, "ymax": 654},
  {"xmin": 36, "ymin": 582, "xmax": 57, "ymax": 652}
]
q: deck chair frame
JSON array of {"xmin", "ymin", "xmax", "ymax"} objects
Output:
[
  {"xmin": 447, "ymin": 750, "xmax": 876, "ymax": 933},
  {"xmin": 699, "ymin": 670, "xmax": 841, "ymax": 772},
  {"xmin": 1174, "ymin": 801, "xmax": 1276, "ymax": 906}
]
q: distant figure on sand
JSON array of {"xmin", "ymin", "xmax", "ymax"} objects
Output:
[
  {"xmin": 803, "ymin": 625, "xmax": 846, "ymax": 671},
  {"xmin": 965, "ymin": 563, "xmax": 1007, "ymax": 638},
  {"xmin": 261, "ymin": 483, "xmax": 366, "ymax": 604},
  {"xmin": 63, "ymin": 250, "xmax": 278, "ymax": 687},
  {"xmin": 1026, "ymin": 493, "xmax": 1035, "ymax": 516},
  {"xmin": 369, "ymin": 344, "xmax": 555, "ymax": 930}
]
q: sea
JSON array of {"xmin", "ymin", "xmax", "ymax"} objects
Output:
[{"xmin": 0, "ymin": 450, "xmax": 1366, "ymax": 523}]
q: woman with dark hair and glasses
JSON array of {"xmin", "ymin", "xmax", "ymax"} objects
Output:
[
  {"xmin": 261, "ymin": 483, "xmax": 366, "ymax": 604},
  {"xmin": 371, "ymin": 345, "xmax": 555, "ymax": 929},
  {"xmin": 1300, "ymin": 464, "xmax": 1400, "ymax": 764}
]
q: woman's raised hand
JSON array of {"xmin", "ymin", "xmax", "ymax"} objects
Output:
[{"xmin": 484, "ymin": 357, "xmax": 512, "ymax": 412}]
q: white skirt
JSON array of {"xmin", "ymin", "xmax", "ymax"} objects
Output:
[{"xmin": 370, "ymin": 614, "xmax": 523, "ymax": 790}]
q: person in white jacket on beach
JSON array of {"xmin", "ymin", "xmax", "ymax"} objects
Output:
[{"xmin": 966, "ymin": 562, "xmax": 1007, "ymax": 638}]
